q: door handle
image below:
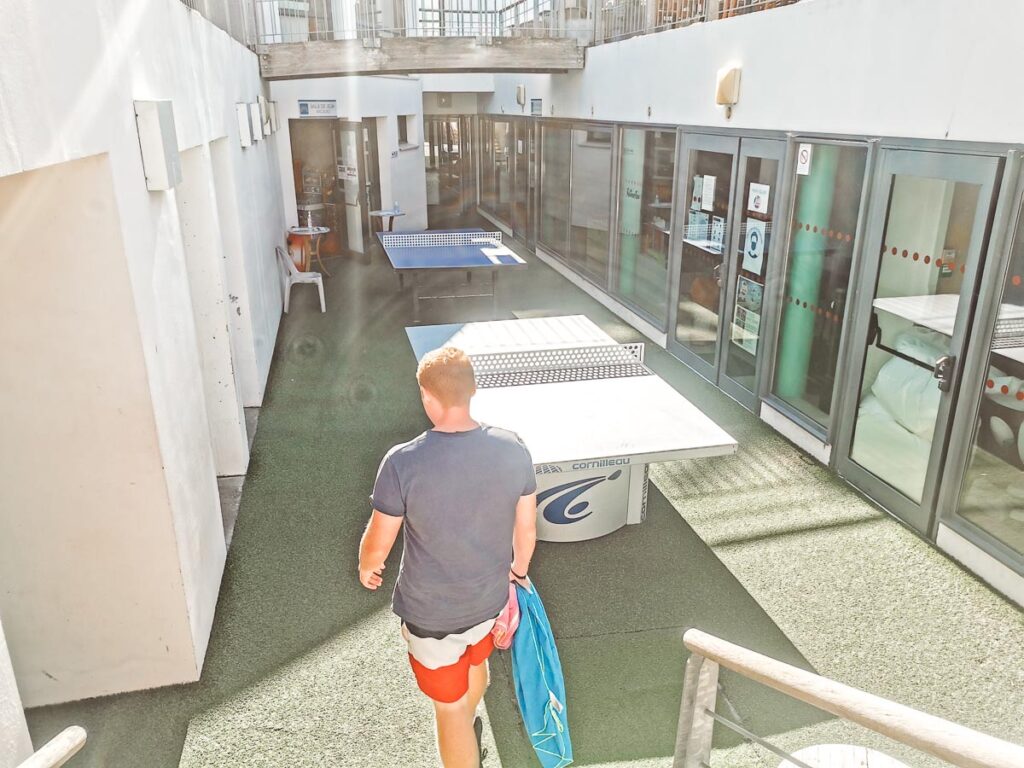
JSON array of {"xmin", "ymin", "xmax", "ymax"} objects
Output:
[{"xmin": 933, "ymin": 354, "xmax": 956, "ymax": 392}]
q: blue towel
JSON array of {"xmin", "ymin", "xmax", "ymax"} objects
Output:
[{"xmin": 511, "ymin": 581, "xmax": 573, "ymax": 768}]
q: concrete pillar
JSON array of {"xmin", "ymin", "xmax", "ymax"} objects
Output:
[
  {"xmin": 775, "ymin": 144, "xmax": 839, "ymax": 400},
  {"xmin": 618, "ymin": 128, "xmax": 644, "ymax": 296}
]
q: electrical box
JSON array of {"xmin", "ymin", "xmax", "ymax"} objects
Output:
[
  {"xmin": 249, "ymin": 103, "xmax": 263, "ymax": 140},
  {"xmin": 133, "ymin": 100, "xmax": 182, "ymax": 191},
  {"xmin": 236, "ymin": 103, "xmax": 253, "ymax": 148}
]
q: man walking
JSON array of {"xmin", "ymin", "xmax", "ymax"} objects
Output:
[{"xmin": 359, "ymin": 346, "xmax": 538, "ymax": 768}]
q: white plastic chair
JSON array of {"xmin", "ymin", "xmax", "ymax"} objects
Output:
[{"xmin": 276, "ymin": 246, "xmax": 325, "ymax": 313}]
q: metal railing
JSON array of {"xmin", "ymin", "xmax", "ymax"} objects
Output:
[
  {"xmin": 596, "ymin": 0, "xmax": 798, "ymax": 44},
  {"xmin": 178, "ymin": 0, "xmax": 259, "ymax": 47},
  {"xmin": 253, "ymin": 0, "xmax": 591, "ymax": 44},
  {"xmin": 16, "ymin": 726, "xmax": 87, "ymax": 768},
  {"xmin": 675, "ymin": 629, "xmax": 1024, "ymax": 768}
]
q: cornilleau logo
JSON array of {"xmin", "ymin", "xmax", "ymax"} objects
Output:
[{"xmin": 538, "ymin": 470, "xmax": 622, "ymax": 525}]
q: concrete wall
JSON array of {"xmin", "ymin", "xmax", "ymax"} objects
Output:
[
  {"xmin": 482, "ymin": 0, "xmax": 1024, "ymax": 145},
  {"xmin": 0, "ymin": 0, "xmax": 285, "ymax": 705},
  {"xmin": 270, "ymin": 76, "xmax": 429, "ymax": 232},
  {"xmin": 0, "ymin": 615, "xmax": 31, "ymax": 767}
]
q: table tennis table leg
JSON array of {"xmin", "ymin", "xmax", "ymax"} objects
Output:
[
  {"xmin": 412, "ymin": 274, "xmax": 421, "ymax": 323},
  {"xmin": 491, "ymin": 271, "xmax": 498, "ymax": 318},
  {"xmin": 625, "ymin": 464, "xmax": 649, "ymax": 526}
]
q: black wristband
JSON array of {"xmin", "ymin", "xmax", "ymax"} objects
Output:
[{"xmin": 510, "ymin": 568, "xmax": 528, "ymax": 580}]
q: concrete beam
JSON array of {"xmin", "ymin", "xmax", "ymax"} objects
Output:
[{"xmin": 257, "ymin": 37, "xmax": 584, "ymax": 79}]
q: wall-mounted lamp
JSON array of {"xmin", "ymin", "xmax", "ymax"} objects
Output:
[
  {"xmin": 515, "ymin": 84, "xmax": 526, "ymax": 108},
  {"xmin": 716, "ymin": 66, "xmax": 741, "ymax": 119}
]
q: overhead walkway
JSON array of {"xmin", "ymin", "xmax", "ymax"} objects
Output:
[
  {"xmin": 24, "ymin": 220, "xmax": 1024, "ymax": 766},
  {"xmin": 253, "ymin": 0, "xmax": 586, "ymax": 78}
]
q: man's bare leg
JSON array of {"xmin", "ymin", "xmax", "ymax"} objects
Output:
[
  {"xmin": 467, "ymin": 660, "xmax": 489, "ymax": 714},
  {"xmin": 434, "ymin": 694, "xmax": 478, "ymax": 768}
]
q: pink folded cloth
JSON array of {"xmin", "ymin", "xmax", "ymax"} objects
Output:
[{"xmin": 492, "ymin": 582, "xmax": 521, "ymax": 650}]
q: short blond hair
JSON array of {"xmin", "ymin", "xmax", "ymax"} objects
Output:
[{"xmin": 416, "ymin": 347, "xmax": 477, "ymax": 407}]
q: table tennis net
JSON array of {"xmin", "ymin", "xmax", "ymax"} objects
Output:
[
  {"xmin": 991, "ymin": 315, "xmax": 1024, "ymax": 349},
  {"xmin": 471, "ymin": 343, "xmax": 651, "ymax": 388},
  {"xmin": 380, "ymin": 231, "xmax": 503, "ymax": 249}
]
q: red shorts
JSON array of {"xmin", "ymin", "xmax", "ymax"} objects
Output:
[{"xmin": 402, "ymin": 618, "xmax": 496, "ymax": 703}]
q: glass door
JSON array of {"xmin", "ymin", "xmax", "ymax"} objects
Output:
[
  {"xmin": 513, "ymin": 120, "xmax": 531, "ymax": 244},
  {"xmin": 668, "ymin": 133, "xmax": 739, "ymax": 379},
  {"xmin": 718, "ymin": 138, "xmax": 786, "ymax": 410},
  {"xmin": 938, "ymin": 158, "xmax": 1024, "ymax": 566},
  {"xmin": 835, "ymin": 149, "xmax": 1003, "ymax": 533}
]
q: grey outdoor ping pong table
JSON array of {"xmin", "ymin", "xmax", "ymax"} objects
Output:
[
  {"xmin": 378, "ymin": 228, "xmax": 527, "ymax": 322},
  {"xmin": 406, "ymin": 315, "xmax": 738, "ymax": 542}
]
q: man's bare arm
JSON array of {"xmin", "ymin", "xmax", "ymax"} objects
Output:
[
  {"xmin": 510, "ymin": 493, "xmax": 537, "ymax": 585},
  {"xmin": 358, "ymin": 510, "xmax": 404, "ymax": 590}
]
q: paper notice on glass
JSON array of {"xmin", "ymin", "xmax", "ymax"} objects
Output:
[
  {"xmin": 731, "ymin": 304, "xmax": 761, "ymax": 355},
  {"xmin": 797, "ymin": 143, "xmax": 813, "ymax": 175},
  {"xmin": 742, "ymin": 219, "xmax": 766, "ymax": 275},
  {"xmin": 701, "ymin": 175, "xmax": 716, "ymax": 211},
  {"xmin": 748, "ymin": 183, "xmax": 770, "ymax": 214}
]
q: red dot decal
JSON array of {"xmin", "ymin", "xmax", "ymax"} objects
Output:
[
  {"xmin": 1002, "ymin": 385, "xmax": 1010, "ymax": 395},
  {"xmin": 845, "ymin": 234, "xmax": 852, "ymax": 242},
  {"xmin": 987, "ymin": 379, "xmax": 995, "ymax": 389},
  {"xmin": 936, "ymin": 259, "xmax": 943, "ymax": 268},
  {"xmin": 924, "ymin": 255, "xmax": 931, "ymax": 264},
  {"xmin": 1013, "ymin": 275, "xmax": 1022, "ymax": 287},
  {"xmin": 1017, "ymin": 392, "xmax": 1024, "ymax": 401},
  {"xmin": 913, "ymin": 253, "xmax": 920, "ymax": 261},
  {"xmin": 813, "ymin": 226, "xmax": 819, "ymax": 233},
  {"xmin": 902, "ymin": 249, "xmax": 909, "ymax": 257},
  {"xmin": 891, "ymin": 247, "xmax": 898, "ymax": 255}
]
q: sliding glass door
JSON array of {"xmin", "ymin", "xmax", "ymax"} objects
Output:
[
  {"xmin": 835, "ymin": 149, "xmax": 1003, "ymax": 533},
  {"xmin": 666, "ymin": 134, "xmax": 784, "ymax": 409},
  {"xmin": 938, "ymin": 157, "xmax": 1024, "ymax": 566},
  {"xmin": 669, "ymin": 133, "xmax": 739, "ymax": 378}
]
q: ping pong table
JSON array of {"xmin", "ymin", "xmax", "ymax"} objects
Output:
[
  {"xmin": 378, "ymin": 228, "xmax": 527, "ymax": 322},
  {"xmin": 406, "ymin": 315, "xmax": 738, "ymax": 542}
]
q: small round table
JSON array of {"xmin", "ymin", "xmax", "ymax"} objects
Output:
[
  {"xmin": 369, "ymin": 209, "xmax": 406, "ymax": 233},
  {"xmin": 288, "ymin": 226, "xmax": 331, "ymax": 276}
]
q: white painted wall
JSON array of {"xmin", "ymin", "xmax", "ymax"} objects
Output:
[
  {"xmin": 0, "ymin": 0, "xmax": 285, "ymax": 704},
  {"xmin": 482, "ymin": 0, "xmax": 1024, "ymax": 145},
  {"xmin": 0, "ymin": 155, "xmax": 200, "ymax": 706},
  {"xmin": 177, "ymin": 145, "xmax": 250, "ymax": 476},
  {"xmin": 270, "ymin": 76, "xmax": 429, "ymax": 232},
  {"xmin": 0, "ymin": 615, "xmax": 31, "ymax": 767}
]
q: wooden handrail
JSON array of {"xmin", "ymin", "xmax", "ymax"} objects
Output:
[
  {"xmin": 16, "ymin": 726, "xmax": 87, "ymax": 768},
  {"xmin": 683, "ymin": 628, "xmax": 1024, "ymax": 768}
]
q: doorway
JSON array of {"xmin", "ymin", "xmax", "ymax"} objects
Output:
[
  {"xmin": 667, "ymin": 134, "xmax": 785, "ymax": 410},
  {"xmin": 424, "ymin": 116, "xmax": 474, "ymax": 226},
  {"xmin": 288, "ymin": 118, "xmax": 380, "ymax": 258},
  {"xmin": 834, "ymin": 149, "xmax": 1003, "ymax": 534}
]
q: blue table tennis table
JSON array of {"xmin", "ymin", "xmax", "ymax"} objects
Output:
[{"xmin": 377, "ymin": 228, "xmax": 526, "ymax": 321}]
